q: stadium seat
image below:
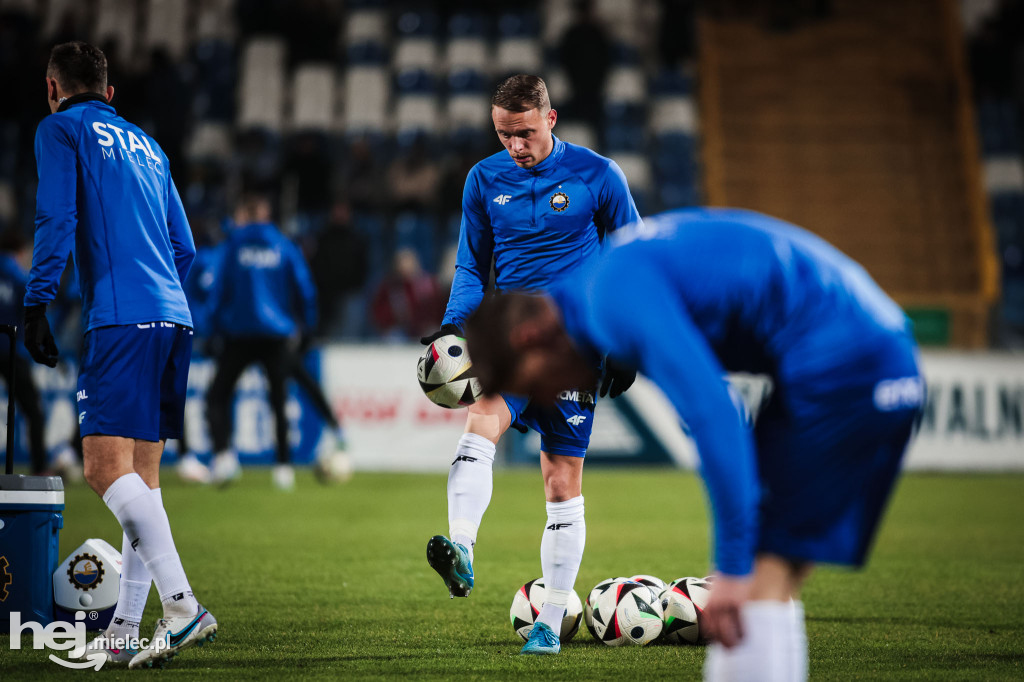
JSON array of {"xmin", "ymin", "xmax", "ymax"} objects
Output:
[
  {"xmin": 543, "ymin": 68, "xmax": 571, "ymax": 107},
  {"xmin": 447, "ymin": 94, "xmax": 490, "ymax": 132},
  {"xmin": 605, "ymin": 66, "xmax": 646, "ymax": 105},
  {"xmin": 984, "ymin": 157, "xmax": 1024, "ymax": 197},
  {"xmin": 342, "ymin": 66, "xmax": 390, "ymax": 134},
  {"xmin": 445, "ymin": 38, "xmax": 490, "ymax": 73},
  {"xmin": 650, "ymin": 96, "xmax": 698, "ymax": 136},
  {"xmin": 290, "ymin": 64, "xmax": 336, "ymax": 133},
  {"xmin": 192, "ymin": 39, "xmax": 236, "ymax": 122},
  {"xmin": 395, "ymin": 69, "xmax": 438, "ymax": 95},
  {"xmin": 610, "ymin": 152, "xmax": 653, "ymax": 197},
  {"xmin": 448, "ymin": 69, "xmax": 489, "ymax": 95},
  {"xmin": 185, "ymin": 122, "xmax": 233, "ymax": 164},
  {"xmin": 496, "ymin": 38, "xmax": 543, "ymax": 76},
  {"xmin": 194, "ymin": 0, "xmax": 235, "ymax": 43},
  {"xmin": 448, "ymin": 12, "xmax": 488, "ymax": 39},
  {"xmin": 650, "ymin": 68, "xmax": 694, "ymax": 96},
  {"xmin": 145, "ymin": 0, "xmax": 187, "ymax": 60},
  {"xmin": 395, "ymin": 95, "xmax": 441, "ymax": 137},
  {"xmin": 345, "ymin": 9, "xmax": 389, "ymax": 45},
  {"xmin": 497, "ymin": 11, "xmax": 540, "ymax": 38},
  {"xmin": 541, "ymin": 0, "xmax": 573, "ymax": 45},
  {"xmin": 394, "ymin": 37, "xmax": 441, "ymax": 74},
  {"xmin": 396, "ymin": 9, "xmax": 439, "ymax": 37},
  {"xmin": 238, "ymin": 38, "xmax": 286, "ymax": 132},
  {"xmin": 554, "ymin": 122, "xmax": 598, "ymax": 151},
  {"xmin": 94, "ymin": 0, "xmax": 139, "ymax": 57}
]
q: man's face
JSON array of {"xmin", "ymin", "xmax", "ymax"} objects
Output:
[{"xmin": 492, "ymin": 106, "xmax": 557, "ymax": 169}]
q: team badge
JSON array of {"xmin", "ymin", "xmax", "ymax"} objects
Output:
[
  {"xmin": 549, "ymin": 191, "xmax": 570, "ymax": 212},
  {"xmin": 67, "ymin": 552, "xmax": 104, "ymax": 590},
  {"xmin": 0, "ymin": 556, "xmax": 11, "ymax": 601}
]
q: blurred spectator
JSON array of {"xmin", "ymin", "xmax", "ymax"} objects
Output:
[
  {"xmin": 310, "ymin": 200, "xmax": 370, "ymax": 338},
  {"xmin": 371, "ymin": 248, "xmax": 444, "ymax": 341},
  {"xmin": 340, "ymin": 137, "xmax": 386, "ymax": 212},
  {"xmin": 0, "ymin": 230, "xmax": 48, "ymax": 475},
  {"xmin": 557, "ymin": 0, "xmax": 612, "ymax": 131},
  {"xmin": 388, "ymin": 137, "xmax": 441, "ymax": 213}
]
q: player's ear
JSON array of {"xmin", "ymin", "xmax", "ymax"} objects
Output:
[
  {"xmin": 46, "ymin": 77, "xmax": 58, "ymax": 103},
  {"xmin": 547, "ymin": 107, "xmax": 557, "ymax": 130},
  {"xmin": 105, "ymin": 85, "xmax": 115, "ymax": 103}
]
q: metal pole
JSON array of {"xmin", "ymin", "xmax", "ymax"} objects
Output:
[{"xmin": 2, "ymin": 324, "xmax": 16, "ymax": 475}]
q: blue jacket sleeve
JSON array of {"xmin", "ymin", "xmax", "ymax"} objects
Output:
[
  {"xmin": 595, "ymin": 159, "xmax": 642, "ymax": 238},
  {"xmin": 24, "ymin": 116, "xmax": 78, "ymax": 307},
  {"xmin": 442, "ymin": 167, "xmax": 494, "ymax": 330},
  {"xmin": 288, "ymin": 242, "xmax": 318, "ymax": 332},
  {"xmin": 167, "ymin": 178, "xmax": 196, "ymax": 286},
  {"xmin": 587, "ymin": 262, "xmax": 759, "ymax": 577}
]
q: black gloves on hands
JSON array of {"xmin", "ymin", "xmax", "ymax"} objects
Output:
[
  {"xmin": 599, "ymin": 358, "xmax": 636, "ymax": 399},
  {"xmin": 420, "ymin": 323, "xmax": 461, "ymax": 346},
  {"xmin": 24, "ymin": 304, "xmax": 59, "ymax": 367}
]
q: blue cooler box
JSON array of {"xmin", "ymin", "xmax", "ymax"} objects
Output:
[{"xmin": 0, "ymin": 474, "xmax": 64, "ymax": 632}]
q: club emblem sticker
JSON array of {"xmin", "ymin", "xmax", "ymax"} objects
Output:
[{"xmin": 67, "ymin": 552, "xmax": 104, "ymax": 590}]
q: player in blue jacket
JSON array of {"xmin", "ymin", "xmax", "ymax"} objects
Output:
[
  {"xmin": 204, "ymin": 191, "xmax": 318, "ymax": 491},
  {"xmin": 419, "ymin": 75, "xmax": 641, "ymax": 655},
  {"xmin": 23, "ymin": 42, "xmax": 216, "ymax": 668},
  {"xmin": 464, "ymin": 208, "xmax": 924, "ymax": 679}
]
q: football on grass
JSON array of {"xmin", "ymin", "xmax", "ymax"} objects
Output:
[
  {"xmin": 659, "ymin": 576, "xmax": 712, "ymax": 645},
  {"xmin": 417, "ymin": 336, "xmax": 483, "ymax": 409},
  {"xmin": 509, "ymin": 578, "xmax": 583, "ymax": 642},
  {"xmin": 590, "ymin": 579, "xmax": 664, "ymax": 646}
]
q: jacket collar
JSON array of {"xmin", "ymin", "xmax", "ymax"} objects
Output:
[{"xmin": 57, "ymin": 92, "xmax": 112, "ymax": 113}]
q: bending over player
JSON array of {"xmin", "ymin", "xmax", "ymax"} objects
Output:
[
  {"xmin": 420, "ymin": 75, "xmax": 640, "ymax": 655},
  {"xmin": 465, "ymin": 208, "xmax": 924, "ymax": 680}
]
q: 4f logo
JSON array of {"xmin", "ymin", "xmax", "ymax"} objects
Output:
[
  {"xmin": 492, "ymin": 194, "xmax": 512, "ymax": 205},
  {"xmin": 566, "ymin": 415, "xmax": 587, "ymax": 426},
  {"xmin": 452, "ymin": 455, "xmax": 477, "ymax": 465},
  {"xmin": 546, "ymin": 523, "xmax": 573, "ymax": 531}
]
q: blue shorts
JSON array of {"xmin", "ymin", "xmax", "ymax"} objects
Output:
[
  {"xmin": 78, "ymin": 323, "xmax": 193, "ymax": 442},
  {"xmin": 755, "ymin": 338, "xmax": 923, "ymax": 567},
  {"xmin": 502, "ymin": 389, "xmax": 597, "ymax": 457}
]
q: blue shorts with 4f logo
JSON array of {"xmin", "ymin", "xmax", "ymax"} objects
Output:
[{"xmin": 502, "ymin": 389, "xmax": 596, "ymax": 457}]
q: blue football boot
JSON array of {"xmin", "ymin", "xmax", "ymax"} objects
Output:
[
  {"xmin": 520, "ymin": 622, "xmax": 561, "ymax": 655},
  {"xmin": 426, "ymin": 535, "xmax": 474, "ymax": 598}
]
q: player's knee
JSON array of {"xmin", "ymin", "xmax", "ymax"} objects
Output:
[
  {"xmin": 82, "ymin": 457, "xmax": 115, "ymax": 496},
  {"xmin": 542, "ymin": 469, "xmax": 580, "ymax": 502},
  {"xmin": 465, "ymin": 398, "xmax": 510, "ymax": 443}
]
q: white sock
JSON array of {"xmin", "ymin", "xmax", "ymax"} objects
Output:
[
  {"xmin": 103, "ymin": 475, "xmax": 198, "ymax": 618},
  {"xmin": 535, "ymin": 496, "xmax": 586, "ymax": 631},
  {"xmin": 704, "ymin": 600, "xmax": 797, "ymax": 682},
  {"xmin": 447, "ymin": 433, "xmax": 495, "ymax": 561},
  {"xmin": 108, "ymin": 504, "xmax": 156, "ymax": 639},
  {"xmin": 791, "ymin": 601, "xmax": 807, "ymax": 682}
]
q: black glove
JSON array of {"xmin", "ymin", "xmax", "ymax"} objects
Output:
[
  {"xmin": 23, "ymin": 304, "xmax": 59, "ymax": 367},
  {"xmin": 419, "ymin": 323, "xmax": 461, "ymax": 346},
  {"xmin": 599, "ymin": 358, "xmax": 636, "ymax": 399}
]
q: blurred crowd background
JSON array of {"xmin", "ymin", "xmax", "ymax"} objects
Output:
[{"xmin": 0, "ymin": 0, "xmax": 1021, "ymax": 347}]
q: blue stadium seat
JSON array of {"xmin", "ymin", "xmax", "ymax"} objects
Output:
[
  {"xmin": 497, "ymin": 11, "xmax": 540, "ymax": 38},
  {"xmin": 448, "ymin": 69, "xmax": 489, "ymax": 94},
  {"xmin": 396, "ymin": 9, "xmax": 439, "ymax": 38},
  {"xmin": 347, "ymin": 41, "xmax": 389, "ymax": 65},
  {"xmin": 650, "ymin": 68, "xmax": 694, "ymax": 96},
  {"xmin": 395, "ymin": 69, "xmax": 439, "ymax": 94},
  {"xmin": 448, "ymin": 12, "xmax": 488, "ymax": 38}
]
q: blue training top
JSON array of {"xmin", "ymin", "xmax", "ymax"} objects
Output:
[
  {"xmin": 550, "ymin": 208, "xmax": 914, "ymax": 576},
  {"xmin": 206, "ymin": 222, "xmax": 317, "ymax": 339},
  {"xmin": 25, "ymin": 96, "xmax": 194, "ymax": 331},
  {"xmin": 443, "ymin": 134, "xmax": 640, "ymax": 329}
]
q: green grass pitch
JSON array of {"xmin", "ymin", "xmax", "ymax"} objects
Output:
[{"xmin": 3, "ymin": 469, "xmax": 1023, "ymax": 680}]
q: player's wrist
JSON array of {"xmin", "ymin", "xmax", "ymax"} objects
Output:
[{"xmin": 24, "ymin": 303, "xmax": 48, "ymax": 320}]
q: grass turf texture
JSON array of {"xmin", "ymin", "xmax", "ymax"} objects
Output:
[{"xmin": 2, "ymin": 470, "xmax": 1023, "ymax": 680}]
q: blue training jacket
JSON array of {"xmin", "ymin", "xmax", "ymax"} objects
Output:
[
  {"xmin": 551, "ymin": 208, "xmax": 917, "ymax": 577},
  {"xmin": 25, "ymin": 96, "xmax": 194, "ymax": 331},
  {"xmin": 443, "ymin": 134, "xmax": 640, "ymax": 329},
  {"xmin": 207, "ymin": 222, "xmax": 317, "ymax": 339}
]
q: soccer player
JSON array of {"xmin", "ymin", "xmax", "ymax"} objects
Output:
[
  {"xmin": 23, "ymin": 42, "xmax": 216, "ymax": 668},
  {"xmin": 420, "ymin": 74, "xmax": 641, "ymax": 655},
  {"xmin": 465, "ymin": 208, "xmax": 924, "ymax": 680},
  {"xmin": 204, "ymin": 192, "xmax": 318, "ymax": 491}
]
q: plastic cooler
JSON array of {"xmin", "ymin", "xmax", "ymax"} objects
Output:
[{"xmin": 0, "ymin": 474, "xmax": 65, "ymax": 632}]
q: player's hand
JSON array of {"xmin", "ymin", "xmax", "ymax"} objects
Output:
[
  {"xmin": 23, "ymin": 304, "xmax": 59, "ymax": 368},
  {"xmin": 599, "ymin": 359, "xmax": 636, "ymax": 398},
  {"xmin": 703, "ymin": 573, "xmax": 751, "ymax": 648},
  {"xmin": 419, "ymin": 323, "xmax": 461, "ymax": 346}
]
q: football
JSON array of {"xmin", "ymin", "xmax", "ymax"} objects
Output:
[
  {"xmin": 629, "ymin": 574, "xmax": 666, "ymax": 592},
  {"xmin": 660, "ymin": 576, "xmax": 713, "ymax": 645},
  {"xmin": 583, "ymin": 577, "xmax": 627, "ymax": 638},
  {"xmin": 416, "ymin": 335, "xmax": 483, "ymax": 409},
  {"xmin": 313, "ymin": 449, "xmax": 353, "ymax": 484},
  {"xmin": 509, "ymin": 578, "xmax": 583, "ymax": 642},
  {"xmin": 590, "ymin": 579, "xmax": 664, "ymax": 646}
]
